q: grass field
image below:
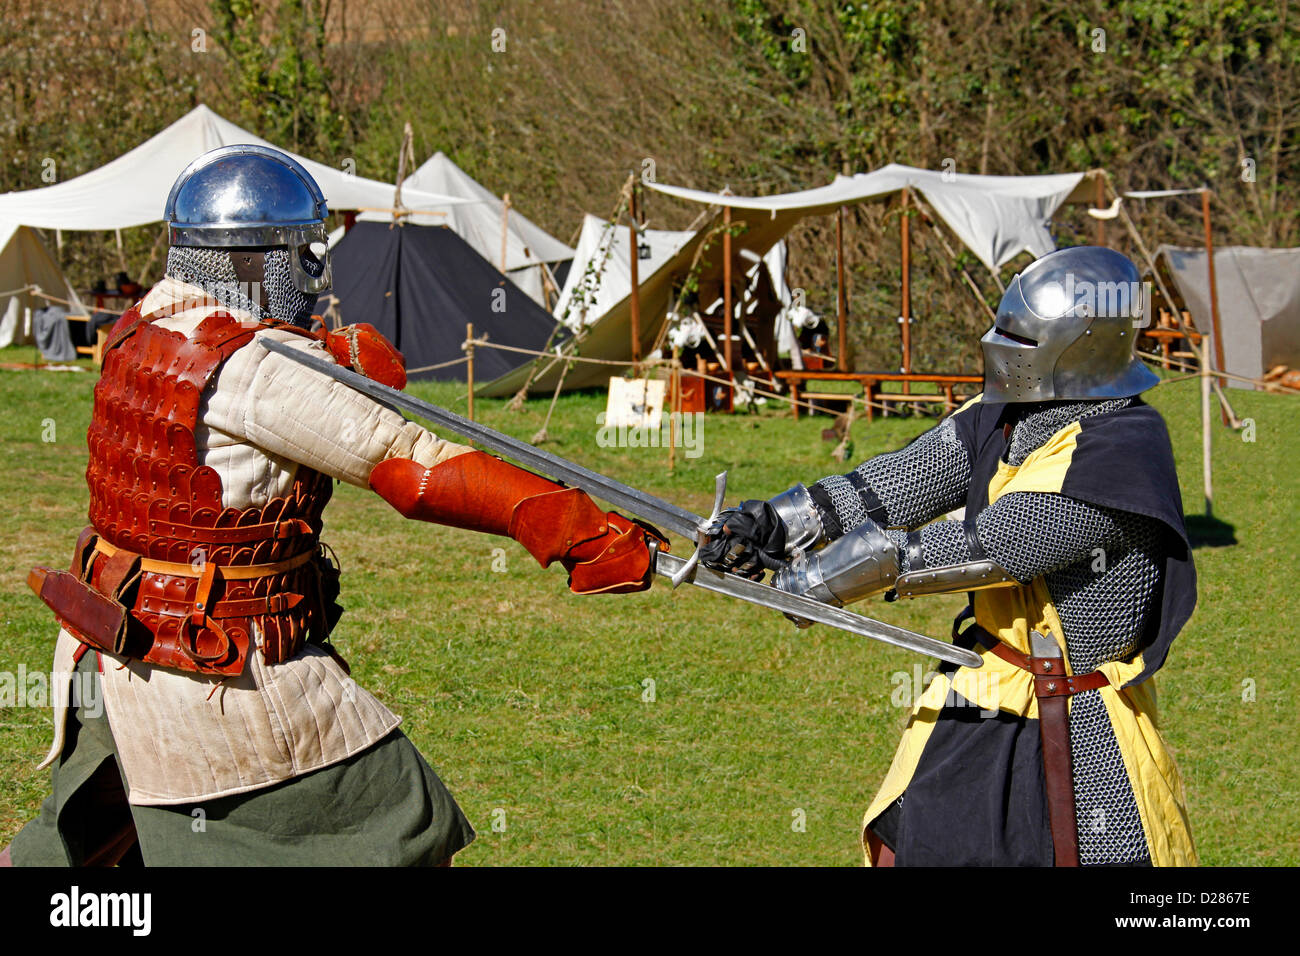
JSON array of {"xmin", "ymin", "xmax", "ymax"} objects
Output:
[{"xmin": 1, "ymin": 346, "xmax": 1296, "ymax": 865}]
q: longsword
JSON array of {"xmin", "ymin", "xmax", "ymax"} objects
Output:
[{"xmin": 259, "ymin": 336, "xmax": 981, "ymax": 668}]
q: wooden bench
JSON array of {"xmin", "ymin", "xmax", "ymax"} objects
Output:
[{"xmin": 776, "ymin": 370, "xmax": 983, "ymax": 421}]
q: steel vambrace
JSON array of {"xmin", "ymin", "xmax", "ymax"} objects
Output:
[{"xmin": 771, "ymin": 517, "xmax": 899, "ymax": 610}]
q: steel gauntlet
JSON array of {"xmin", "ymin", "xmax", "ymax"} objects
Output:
[{"xmin": 699, "ymin": 483, "xmax": 827, "ymax": 577}]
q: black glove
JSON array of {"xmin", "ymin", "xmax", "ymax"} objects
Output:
[{"xmin": 699, "ymin": 499, "xmax": 787, "ymax": 578}]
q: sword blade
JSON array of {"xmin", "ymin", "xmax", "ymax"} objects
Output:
[
  {"xmin": 259, "ymin": 335, "xmax": 982, "ymax": 668},
  {"xmin": 259, "ymin": 336, "xmax": 702, "ymax": 539},
  {"xmin": 653, "ymin": 550, "xmax": 981, "ymax": 668}
]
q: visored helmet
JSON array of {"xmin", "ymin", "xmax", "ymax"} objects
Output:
[
  {"xmin": 980, "ymin": 246, "xmax": 1158, "ymax": 403},
  {"xmin": 164, "ymin": 144, "xmax": 332, "ymax": 296}
]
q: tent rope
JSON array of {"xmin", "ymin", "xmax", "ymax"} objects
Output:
[{"xmin": 404, "ymin": 355, "xmax": 470, "ymax": 375}]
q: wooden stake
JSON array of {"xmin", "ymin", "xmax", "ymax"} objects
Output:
[{"xmin": 465, "ymin": 322, "xmax": 475, "ymax": 422}]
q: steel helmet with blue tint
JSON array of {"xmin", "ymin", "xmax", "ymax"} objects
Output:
[
  {"xmin": 164, "ymin": 144, "xmax": 332, "ymax": 298},
  {"xmin": 980, "ymin": 246, "xmax": 1158, "ymax": 403}
]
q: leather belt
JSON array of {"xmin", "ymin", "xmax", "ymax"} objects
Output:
[
  {"xmin": 93, "ymin": 538, "xmax": 314, "ymax": 579},
  {"xmin": 978, "ymin": 636, "xmax": 1110, "ymax": 699},
  {"xmin": 145, "ymin": 517, "xmax": 312, "ymax": 544},
  {"xmin": 957, "ymin": 614, "xmax": 1110, "ymax": 867}
]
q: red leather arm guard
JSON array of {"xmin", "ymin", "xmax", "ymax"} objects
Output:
[{"xmin": 369, "ymin": 451, "xmax": 666, "ymax": 594}]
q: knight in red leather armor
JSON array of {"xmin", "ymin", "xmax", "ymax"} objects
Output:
[{"xmin": 2, "ymin": 145, "xmax": 656, "ymax": 867}]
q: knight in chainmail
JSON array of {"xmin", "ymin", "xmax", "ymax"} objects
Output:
[{"xmin": 700, "ymin": 246, "xmax": 1199, "ymax": 867}]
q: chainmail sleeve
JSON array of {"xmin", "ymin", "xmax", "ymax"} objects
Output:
[
  {"xmin": 887, "ymin": 491, "xmax": 1132, "ymax": 581},
  {"xmin": 810, "ymin": 417, "xmax": 972, "ymax": 538}
]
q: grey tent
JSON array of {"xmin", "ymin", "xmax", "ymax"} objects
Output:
[{"xmin": 1156, "ymin": 245, "xmax": 1300, "ymax": 388}]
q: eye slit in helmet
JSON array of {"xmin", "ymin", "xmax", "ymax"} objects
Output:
[
  {"xmin": 299, "ymin": 242, "xmax": 326, "ymax": 278},
  {"xmin": 995, "ymin": 327, "xmax": 1038, "ymax": 347}
]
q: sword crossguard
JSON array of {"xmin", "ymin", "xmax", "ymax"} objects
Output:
[{"xmin": 667, "ymin": 471, "xmax": 728, "ymax": 589}]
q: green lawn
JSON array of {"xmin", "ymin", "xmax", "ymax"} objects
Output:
[{"xmin": 0, "ymin": 347, "xmax": 1295, "ymax": 865}]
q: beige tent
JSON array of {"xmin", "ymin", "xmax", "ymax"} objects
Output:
[{"xmin": 0, "ymin": 220, "xmax": 85, "ymax": 349}]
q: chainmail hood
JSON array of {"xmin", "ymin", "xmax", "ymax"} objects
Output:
[{"xmin": 165, "ymin": 245, "xmax": 319, "ymax": 328}]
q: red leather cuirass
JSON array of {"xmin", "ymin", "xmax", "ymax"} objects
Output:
[{"xmin": 72, "ymin": 300, "xmax": 336, "ymax": 676}]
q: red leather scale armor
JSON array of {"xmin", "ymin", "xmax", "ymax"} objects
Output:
[{"xmin": 72, "ymin": 301, "xmax": 336, "ymax": 676}]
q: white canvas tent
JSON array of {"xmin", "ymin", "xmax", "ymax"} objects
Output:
[
  {"xmin": 480, "ymin": 214, "xmax": 799, "ymax": 396},
  {"xmin": 0, "ymin": 221, "xmax": 86, "ymax": 349},
  {"xmin": 0, "ymin": 105, "xmax": 469, "ymax": 232},
  {"xmin": 479, "ymin": 214, "xmax": 705, "ymax": 396},
  {"xmin": 358, "ymin": 152, "xmax": 574, "ymax": 305},
  {"xmin": 1157, "ymin": 245, "xmax": 1300, "ymax": 389},
  {"xmin": 646, "ymin": 163, "xmax": 1098, "ymax": 272}
]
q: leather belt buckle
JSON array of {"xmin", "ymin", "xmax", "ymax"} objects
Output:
[{"xmin": 264, "ymin": 593, "xmax": 303, "ymax": 615}]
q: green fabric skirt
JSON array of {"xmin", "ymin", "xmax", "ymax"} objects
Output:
[{"xmin": 10, "ymin": 652, "xmax": 475, "ymax": 866}]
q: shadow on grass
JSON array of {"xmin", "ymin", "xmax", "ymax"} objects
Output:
[{"xmin": 1184, "ymin": 513, "xmax": 1237, "ymax": 549}]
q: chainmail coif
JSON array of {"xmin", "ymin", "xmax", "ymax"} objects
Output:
[{"xmin": 165, "ymin": 246, "xmax": 318, "ymax": 328}]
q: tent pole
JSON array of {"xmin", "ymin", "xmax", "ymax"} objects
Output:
[
  {"xmin": 500, "ymin": 193, "xmax": 512, "ymax": 273},
  {"xmin": 723, "ymin": 204, "xmax": 733, "ymax": 379},
  {"xmin": 900, "ymin": 188, "xmax": 912, "ymax": 390},
  {"xmin": 629, "ymin": 181, "xmax": 642, "ymax": 373},
  {"xmin": 835, "ymin": 206, "xmax": 847, "ymax": 369},
  {"xmin": 1201, "ymin": 364, "xmax": 1213, "ymax": 517},
  {"xmin": 1201, "ymin": 189, "xmax": 1228, "ymax": 399},
  {"xmin": 669, "ymin": 348, "xmax": 681, "ymax": 474},
  {"xmin": 1094, "ymin": 173, "xmax": 1106, "ymax": 246},
  {"xmin": 465, "ymin": 322, "xmax": 475, "ymax": 422},
  {"xmin": 394, "ymin": 122, "xmax": 414, "ymax": 221}
]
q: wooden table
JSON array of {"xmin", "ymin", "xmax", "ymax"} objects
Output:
[
  {"xmin": 1139, "ymin": 326, "xmax": 1203, "ymax": 370},
  {"xmin": 775, "ymin": 370, "xmax": 983, "ymax": 421}
]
